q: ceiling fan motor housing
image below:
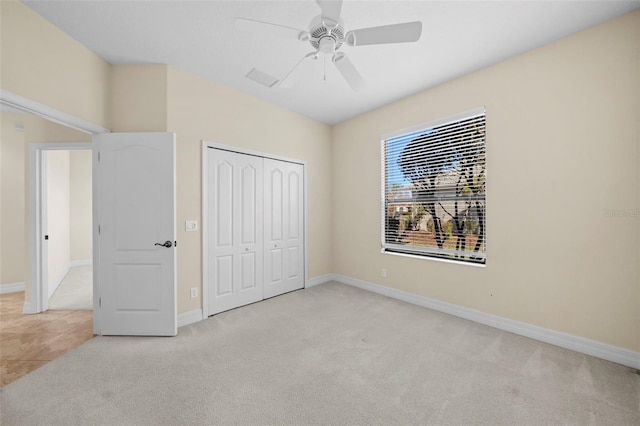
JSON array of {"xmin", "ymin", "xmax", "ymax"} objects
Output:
[{"xmin": 309, "ymin": 15, "xmax": 344, "ymax": 53}]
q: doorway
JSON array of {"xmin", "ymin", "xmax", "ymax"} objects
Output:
[
  {"xmin": 1, "ymin": 88, "xmax": 109, "ymax": 335},
  {"xmin": 28, "ymin": 143, "xmax": 93, "ymax": 316},
  {"xmin": 43, "ymin": 149, "xmax": 93, "ymax": 311}
]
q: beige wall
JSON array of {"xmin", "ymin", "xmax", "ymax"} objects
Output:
[
  {"xmin": 69, "ymin": 150, "xmax": 92, "ymax": 262},
  {"xmin": 167, "ymin": 67, "xmax": 332, "ymax": 314},
  {"xmin": 1, "ymin": 0, "xmax": 105, "ymax": 294},
  {"xmin": 0, "ymin": 1, "xmax": 110, "ymax": 128},
  {"xmin": 46, "ymin": 150, "xmax": 70, "ymax": 296},
  {"xmin": 109, "ymin": 65, "xmax": 168, "ymax": 132},
  {"xmin": 332, "ymin": 11, "xmax": 640, "ymax": 352},
  {"xmin": 1, "ymin": 112, "xmax": 26, "ymax": 285}
]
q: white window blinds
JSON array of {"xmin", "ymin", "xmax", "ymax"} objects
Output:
[{"xmin": 382, "ymin": 108, "xmax": 486, "ymax": 264}]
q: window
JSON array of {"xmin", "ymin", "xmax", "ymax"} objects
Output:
[{"xmin": 382, "ymin": 108, "xmax": 486, "ymax": 265}]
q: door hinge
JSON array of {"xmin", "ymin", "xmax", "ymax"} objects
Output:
[
  {"xmin": 98, "ymin": 225, "xmax": 101, "ymax": 234},
  {"xmin": 98, "ymin": 152, "xmax": 100, "ymax": 162},
  {"xmin": 99, "ymin": 297, "xmax": 101, "ymax": 307}
]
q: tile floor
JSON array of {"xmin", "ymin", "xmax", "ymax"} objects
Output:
[{"xmin": 0, "ymin": 291, "xmax": 94, "ymax": 387}]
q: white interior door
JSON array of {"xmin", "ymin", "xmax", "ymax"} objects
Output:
[
  {"xmin": 95, "ymin": 132, "xmax": 176, "ymax": 336},
  {"xmin": 208, "ymin": 149, "xmax": 264, "ymax": 315},
  {"xmin": 264, "ymin": 159, "xmax": 304, "ymax": 299}
]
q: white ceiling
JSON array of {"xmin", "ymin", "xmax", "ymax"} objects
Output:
[{"xmin": 24, "ymin": 0, "xmax": 640, "ymax": 125}]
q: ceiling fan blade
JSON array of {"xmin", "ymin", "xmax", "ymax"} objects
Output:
[
  {"xmin": 332, "ymin": 53, "xmax": 365, "ymax": 92},
  {"xmin": 316, "ymin": 0, "xmax": 343, "ymax": 27},
  {"xmin": 345, "ymin": 21, "xmax": 422, "ymax": 47},
  {"xmin": 280, "ymin": 52, "xmax": 319, "ymax": 89},
  {"xmin": 235, "ymin": 18, "xmax": 308, "ymax": 40}
]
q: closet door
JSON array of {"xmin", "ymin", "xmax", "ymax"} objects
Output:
[
  {"xmin": 264, "ymin": 159, "xmax": 304, "ymax": 298},
  {"xmin": 208, "ymin": 149, "xmax": 263, "ymax": 315}
]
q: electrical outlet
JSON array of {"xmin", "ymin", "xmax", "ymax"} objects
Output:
[
  {"xmin": 381, "ymin": 268, "xmax": 387, "ymax": 278},
  {"xmin": 190, "ymin": 287, "xmax": 198, "ymax": 298},
  {"xmin": 185, "ymin": 220, "xmax": 198, "ymax": 232}
]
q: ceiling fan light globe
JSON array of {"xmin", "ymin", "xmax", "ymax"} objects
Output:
[{"xmin": 319, "ymin": 37, "xmax": 336, "ymax": 54}]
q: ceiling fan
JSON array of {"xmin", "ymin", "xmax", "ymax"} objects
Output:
[{"xmin": 236, "ymin": 0, "xmax": 423, "ymax": 91}]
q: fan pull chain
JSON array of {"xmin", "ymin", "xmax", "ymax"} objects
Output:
[{"xmin": 323, "ymin": 55, "xmax": 327, "ymax": 81}]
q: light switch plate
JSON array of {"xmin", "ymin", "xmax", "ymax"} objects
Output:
[{"xmin": 185, "ymin": 220, "xmax": 198, "ymax": 232}]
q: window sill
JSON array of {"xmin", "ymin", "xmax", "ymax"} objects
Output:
[{"xmin": 381, "ymin": 248, "xmax": 487, "ymax": 268}]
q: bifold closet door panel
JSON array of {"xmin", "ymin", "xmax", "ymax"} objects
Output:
[
  {"xmin": 207, "ymin": 149, "xmax": 264, "ymax": 315},
  {"xmin": 264, "ymin": 159, "xmax": 304, "ymax": 299}
]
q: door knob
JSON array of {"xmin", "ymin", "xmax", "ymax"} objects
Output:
[{"xmin": 155, "ymin": 240, "xmax": 173, "ymax": 248}]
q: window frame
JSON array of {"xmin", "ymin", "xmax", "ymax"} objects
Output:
[{"xmin": 380, "ymin": 107, "xmax": 487, "ymax": 266}]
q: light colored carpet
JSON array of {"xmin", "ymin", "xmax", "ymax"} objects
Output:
[
  {"xmin": 48, "ymin": 265, "xmax": 93, "ymax": 311},
  {"xmin": 1, "ymin": 282, "xmax": 638, "ymax": 425}
]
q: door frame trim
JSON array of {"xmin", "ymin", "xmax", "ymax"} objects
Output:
[
  {"xmin": 201, "ymin": 140, "xmax": 308, "ymax": 320},
  {"xmin": 0, "ymin": 89, "xmax": 109, "ymax": 134},
  {"xmin": 28, "ymin": 143, "xmax": 92, "ymax": 315},
  {"xmin": 1, "ymin": 90, "xmax": 110, "ymax": 335}
]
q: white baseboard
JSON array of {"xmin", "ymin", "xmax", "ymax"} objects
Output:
[
  {"xmin": 333, "ymin": 274, "xmax": 640, "ymax": 370},
  {"xmin": 0, "ymin": 282, "xmax": 25, "ymax": 294},
  {"xmin": 70, "ymin": 259, "xmax": 93, "ymax": 267},
  {"xmin": 23, "ymin": 301, "xmax": 36, "ymax": 314},
  {"xmin": 178, "ymin": 309, "xmax": 203, "ymax": 328},
  {"xmin": 306, "ymin": 274, "xmax": 336, "ymax": 288}
]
